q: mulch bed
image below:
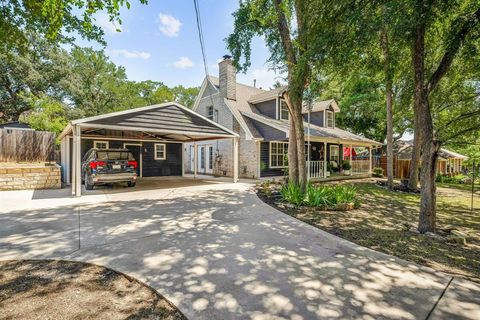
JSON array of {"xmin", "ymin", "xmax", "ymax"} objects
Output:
[{"xmin": 0, "ymin": 260, "xmax": 187, "ymax": 320}]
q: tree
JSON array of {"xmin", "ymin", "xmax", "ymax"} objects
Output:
[
  {"xmin": 409, "ymin": 0, "xmax": 480, "ymax": 233},
  {"xmin": 1, "ymin": 0, "xmax": 147, "ymax": 52},
  {"xmin": 0, "ymin": 33, "xmax": 72, "ymax": 122},
  {"xmin": 21, "ymin": 95, "xmax": 69, "ymax": 134},
  {"xmin": 228, "ymin": 0, "xmax": 323, "ymax": 190}
]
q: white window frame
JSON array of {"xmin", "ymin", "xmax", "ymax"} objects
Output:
[
  {"xmin": 279, "ymin": 99, "xmax": 290, "ymax": 121},
  {"xmin": 206, "ymin": 105, "xmax": 214, "ymax": 120},
  {"xmin": 330, "ymin": 145, "xmax": 339, "ymax": 163},
  {"xmin": 326, "ymin": 110, "xmax": 334, "ymax": 128},
  {"xmin": 269, "ymin": 141, "xmax": 289, "ymax": 168},
  {"xmin": 94, "ymin": 140, "xmax": 109, "ymax": 149},
  {"xmin": 154, "ymin": 143, "xmax": 166, "ymax": 160}
]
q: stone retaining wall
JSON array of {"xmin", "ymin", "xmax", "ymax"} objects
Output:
[{"xmin": 0, "ymin": 164, "xmax": 61, "ymax": 190}]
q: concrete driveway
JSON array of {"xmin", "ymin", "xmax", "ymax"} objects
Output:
[{"xmin": 1, "ymin": 177, "xmax": 479, "ymax": 319}]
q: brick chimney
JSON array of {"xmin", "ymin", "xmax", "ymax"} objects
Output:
[{"xmin": 219, "ymin": 55, "xmax": 236, "ymax": 100}]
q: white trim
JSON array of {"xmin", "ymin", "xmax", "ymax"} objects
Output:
[
  {"xmin": 330, "ymin": 145, "xmax": 339, "ymax": 163},
  {"xmin": 269, "ymin": 141, "xmax": 289, "ymax": 169},
  {"xmin": 279, "ymin": 98, "xmax": 289, "ymax": 121},
  {"xmin": 326, "ymin": 110, "xmax": 334, "ymax": 128},
  {"xmin": 78, "ymin": 136, "xmax": 183, "ymax": 143},
  {"xmin": 123, "ymin": 143, "xmax": 143, "ymax": 177},
  {"xmin": 222, "ymin": 98, "xmax": 254, "ymax": 140},
  {"xmin": 77, "ymin": 123, "xmax": 236, "ymax": 139},
  {"xmin": 154, "ymin": 143, "xmax": 166, "ymax": 160},
  {"xmin": 275, "ymin": 97, "xmax": 279, "ymax": 120},
  {"xmin": 93, "ymin": 140, "xmax": 109, "ymax": 149},
  {"xmin": 193, "ymin": 77, "xmax": 219, "ymax": 111}
]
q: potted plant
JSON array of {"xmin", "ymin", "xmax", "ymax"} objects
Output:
[{"xmin": 342, "ymin": 160, "xmax": 351, "ymax": 175}]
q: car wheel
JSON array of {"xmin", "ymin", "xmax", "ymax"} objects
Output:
[
  {"xmin": 85, "ymin": 173, "xmax": 94, "ymax": 190},
  {"xmin": 127, "ymin": 181, "xmax": 136, "ymax": 187}
]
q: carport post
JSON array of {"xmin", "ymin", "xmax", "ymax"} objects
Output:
[
  {"xmin": 71, "ymin": 130, "xmax": 76, "ymax": 196},
  {"xmin": 193, "ymin": 141, "xmax": 198, "ymax": 179},
  {"xmin": 74, "ymin": 125, "xmax": 82, "ymax": 197},
  {"xmin": 233, "ymin": 137, "xmax": 239, "ymax": 183}
]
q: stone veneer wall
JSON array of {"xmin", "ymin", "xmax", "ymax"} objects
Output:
[{"xmin": 0, "ymin": 164, "xmax": 61, "ymax": 190}]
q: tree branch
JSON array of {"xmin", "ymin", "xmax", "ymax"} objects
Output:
[
  {"xmin": 273, "ymin": 0, "xmax": 296, "ymax": 67},
  {"xmin": 427, "ymin": 7, "xmax": 480, "ymax": 93}
]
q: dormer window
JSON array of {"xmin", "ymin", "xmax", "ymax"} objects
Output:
[
  {"xmin": 280, "ymin": 99, "xmax": 289, "ymax": 121},
  {"xmin": 326, "ymin": 110, "xmax": 334, "ymax": 128}
]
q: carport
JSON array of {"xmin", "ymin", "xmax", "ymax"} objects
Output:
[{"xmin": 59, "ymin": 102, "xmax": 239, "ymax": 197}]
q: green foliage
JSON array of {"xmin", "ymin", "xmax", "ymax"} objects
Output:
[
  {"xmin": 281, "ymin": 182, "xmax": 359, "ymax": 209},
  {"xmin": 280, "ymin": 181, "xmax": 304, "ymax": 206},
  {"xmin": 1, "ymin": 0, "xmax": 148, "ymax": 51},
  {"xmin": 341, "ymin": 160, "xmax": 351, "ymax": 171},
  {"xmin": 373, "ymin": 167, "xmax": 384, "ymax": 177},
  {"xmin": 20, "ymin": 95, "xmax": 68, "ymax": 134}
]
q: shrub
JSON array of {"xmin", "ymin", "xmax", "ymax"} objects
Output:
[
  {"xmin": 342, "ymin": 160, "xmax": 351, "ymax": 171},
  {"xmin": 372, "ymin": 167, "xmax": 384, "ymax": 177},
  {"xmin": 280, "ymin": 181, "xmax": 304, "ymax": 206},
  {"xmin": 304, "ymin": 184, "xmax": 333, "ymax": 207}
]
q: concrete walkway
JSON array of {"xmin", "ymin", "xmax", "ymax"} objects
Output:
[{"xmin": 0, "ymin": 178, "xmax": 479, "ymax": 319}]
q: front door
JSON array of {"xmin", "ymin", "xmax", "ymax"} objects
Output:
[
  {"xmin": 124, "ymin": 144, "xmax": 142, "ymax": 176},
  {"xmin": 196, "ymin": 145, "xmax": 213, "ymax": 174},
  {"xmin": 206, "ymin": 145, "xmax": 213, "ymax": 174}
]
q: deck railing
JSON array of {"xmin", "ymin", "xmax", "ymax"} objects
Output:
[
  {"xmin": 351, "ymin": 159, "xmax": 370, "ymax": 174},
  {"xmin": 308, "ymin": 160, "xmax": 324, "ymax": 178}
]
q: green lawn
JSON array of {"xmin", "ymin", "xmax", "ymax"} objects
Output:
[{"xmin": 289, "ymin": 181, "xmax": 480, "ymax": 282}]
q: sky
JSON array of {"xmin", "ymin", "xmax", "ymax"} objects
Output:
[{"xmin": 74, "ymin": 0, "xmax": 284, "ymax": 89}]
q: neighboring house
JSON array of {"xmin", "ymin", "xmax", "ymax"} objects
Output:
[
  {"xmin": 0, "ymin": 121, "xmax": 33, "ymax": 131},
  {"xmin": 187, "ymin": 55, "xmax": 382, "ymax": 179},
  {"xmin": 380, "ymin": 140, "xmax": 468, "ymax": 179}
]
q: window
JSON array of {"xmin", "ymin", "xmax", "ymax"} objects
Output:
[
  {"xmin": 270, "ymin": 142, "xmax": 289, "ymax": 168},
  {"xmin": 330, "ymin": 145, "xmax": 339, "ymax": 163},
  {"xmin": 208, "ymin": 146, "xmax": 213, "ymax": 170},
  {"xmin": 279, "ymin": 99, "xmax": 289, "ymax": 121},
  {"xmin": 154, "ymin": 143, "xmax": 166, "ymax": 160},
  {"xmin": 94, "ymin": 141, "xmax": 109, "ymax": 149},
  {"xmin": 326, "ymin": 111, "xmax": 334, "ymax": 128},
  {"xmin": 206, "ymin": 106, "xmax": 214, "ymax": 120},
  {"xmin": 200, "ymin": 147, "xmax": 205, "ymax": 169}
]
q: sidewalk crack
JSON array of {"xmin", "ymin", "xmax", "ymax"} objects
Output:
[{"xmin": 425, "ymin": 276, "xmax": 454, "ymax": 320}]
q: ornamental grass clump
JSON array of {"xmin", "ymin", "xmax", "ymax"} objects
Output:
[{"xmin": 280, "ymin": 181, "xmax": 304, "ymax": 206}]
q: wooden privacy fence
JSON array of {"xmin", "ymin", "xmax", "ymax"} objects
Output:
[{"xmin": 0, "ymin": 129, "xmax": 56, "ymax": 162}]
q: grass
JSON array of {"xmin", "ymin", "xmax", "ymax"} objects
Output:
[{"xmin": 275, "ymin": 180, "xmax": 480, "ymax": 282}]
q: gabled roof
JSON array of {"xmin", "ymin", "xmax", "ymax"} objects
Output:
[
  {"xmin": 241, "ymin": 111, "xmax": 382, "ymax": 146},
  {"xmin": 59, "ymin": 102, "xmax": 238, "ymax": 141},
  {"xmin": 248, "ymin": 86, "xmax": 287, "ymax": 103},
  {"xmin": 303, "ymin": 99, "xmax": 340, "ymax": 113},
  {"xmin": 394, "ymin": 140, "xmax": 468, "ymax": 160}
]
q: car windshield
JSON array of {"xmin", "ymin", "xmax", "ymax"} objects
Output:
[{"xmin": 96, "ymin": 151, "xmax": 134, "ymax": 161}]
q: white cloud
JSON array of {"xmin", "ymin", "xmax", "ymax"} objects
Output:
[
  {"xmin": 95, "ymin": 13, "xmax": 123, "ymax": 35},
  {"xmin": 158, "ymin": 13, "xmax": 182, "ymax": 37},
  {"xmin": 173, "ymin": 57, "xmax": 194, "ymax": 69},
  {"xmin": 110, "ymin": 49, "xmax": 151, "ymax": 60}
]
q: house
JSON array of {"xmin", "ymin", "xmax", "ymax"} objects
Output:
[
  {"xmin": 186, "ymin": 56, "xmax": 382, "ymax": 180},
  {"xmin": 59, "ymin": 102, "xmax": 239, "ymax": 196},
  {"xmin": 0, "ymin": 121, "xmax": 33, "ymax": 131},
  {"xmin": 379, "ymin": 140, "xmax": 468, "ymax": 179}
]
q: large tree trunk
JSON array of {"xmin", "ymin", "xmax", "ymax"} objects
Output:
[
  {"xmin": 381, "ymin": 26, "xmax": 394, "ymax": 189},
  {"xmin": 408, "ymin": 23, "xmax": 426, "ymax": 191},
  {"xmin": 288, "ymin": 112, "xmax": 299, "ymax": 184},
  {"xmin": 292, "ymin": 104, "xmax": 307, "ymax": 191}
]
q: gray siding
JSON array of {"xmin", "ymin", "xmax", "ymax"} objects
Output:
[
  {"xmin": 260, "ymin": 142, "xmax": 284, "ymax": 177},
  {"xmin": 255, "ymin": 100, "xmax": 277, "ymax": 119},
  {"xmin": 303, "ymin": 110, "xmax": 324, "ymax": 127},
  {"xmin": 250, "ymin": 119, "xmax": 287, "ymax": 141}
]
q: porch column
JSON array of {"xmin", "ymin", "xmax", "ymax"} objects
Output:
[
  {"xmin": 323, "ymin": 142, "xmax": 327, "ymax": 178},
  {"xmin": 74, "ymin": 125, "xmax": 82, "ymax": 197},
  {"xmin": 233, "ymin": 137, "xmax": 239, "ymax": 183},
  {"xmin": 193, "ymin": 141, "xmax": 197, "ymax": 179},
  {"xmin": 369, "ymin": 146, "xmax": 372, "ymax": 175},
  {"xmin": 349, "ymin": 144, "xmax": 353, "ymax": 176},
  {"xmin": 71, "ymin": 133, "xmax": 76, "ymax": 196},
  {"xmin": 181, "ymin": 143, "xmax": 185, "ymax": 177}
]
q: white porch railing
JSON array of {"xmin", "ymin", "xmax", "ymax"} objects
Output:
[
  {"xmin": 308, "ymin": 160, "xmax": 324, "ymax": 179},
  {"xmin": 351, "ymin": 159, "xmax": 370, "ymax": 174}
]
